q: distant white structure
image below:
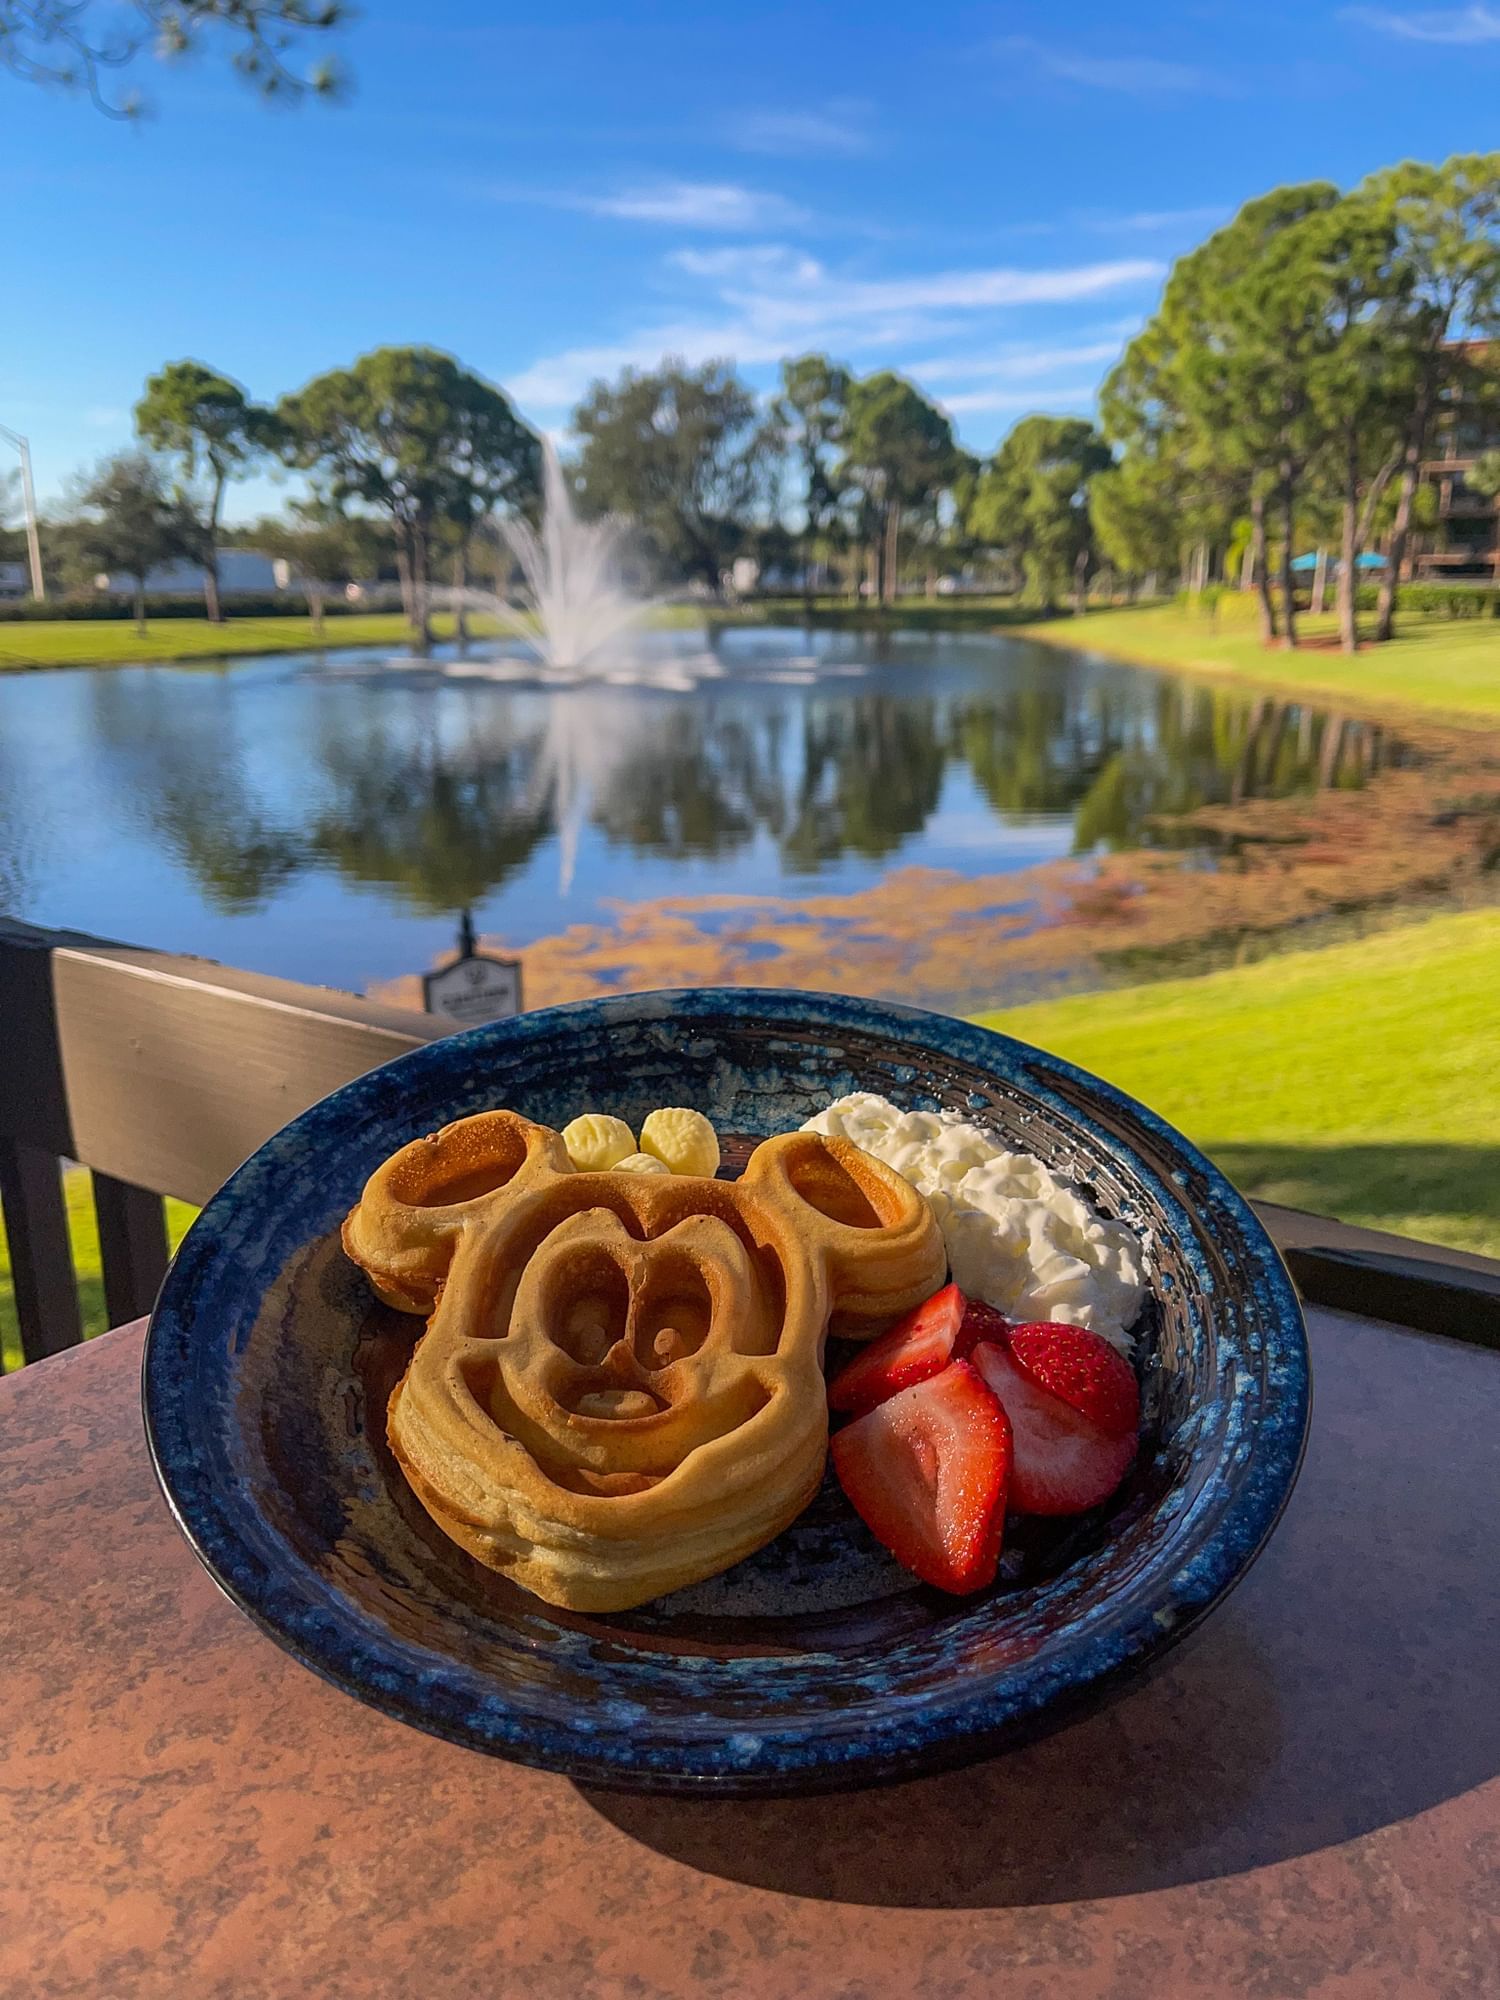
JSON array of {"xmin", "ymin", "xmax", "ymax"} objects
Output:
[
  {"xmin": 96, "ymin": 548, "xmax": 286, "ymax": 597},
  {"xmin": 0, "ymin": 560, "xmax": 27, "ymax": 600}
]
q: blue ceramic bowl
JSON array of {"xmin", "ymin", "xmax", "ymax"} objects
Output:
[{"xmin": 143, "ymin": 988, "xmax": 1309, "ymax": 1796}]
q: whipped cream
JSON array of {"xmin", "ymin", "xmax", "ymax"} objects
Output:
[{"xmin": 802, "ymin": 1092, "xmax": 1148, "ymax": 1351}]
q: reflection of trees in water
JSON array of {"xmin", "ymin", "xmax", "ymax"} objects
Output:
[
  {"xmin": 959, "ymin": 674, "xmax": 1370, "ymax": 855},
  {"xmin": 307, "ymin": 699, "xmax": 554, "ymax": 914},
  {"xmin": 1071, "ymin": 683, "xmax": 1248, "ymax": 852},
  {"xmin": 72, "ymin": 662, "xmax": 1393, "ymax": 925},
  {"xmin": 89, "ymin": 670, "xmax": 305, "ymax": 913},
  {"xmin": 587, "ymin": 694, "xmax": 947, "ymax": 871},
  {"xmin": 783, "ymin": 697, "xmax": 948, "ymax": 871},
  {"xmin": 0, "ymin": 732, "xmax": 36, "ymax": 914},
  {"xmin": 87, "ymin": 671, "xmax": 556, "ymax": 918},
  {"xmin": 958, "ymin": 682, "xmax": 1113, "ymax": 819},
  {"xmin": 585, "ymin": 706, "xmax": 766, "ymax": 859}
]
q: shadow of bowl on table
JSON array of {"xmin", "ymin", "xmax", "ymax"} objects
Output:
[
  {"xmin": 582, "ymin": 1310, "xmax": 1500, "ymax": 1908},
  {"xmin": 584, "ymin": 1623, "xmax": 1286, "ymax": 1909}
]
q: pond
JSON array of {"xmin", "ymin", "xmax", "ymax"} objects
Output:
[{"xmin": 0, "ymin": 626, "xmax": 1403, "ymax": 1004}]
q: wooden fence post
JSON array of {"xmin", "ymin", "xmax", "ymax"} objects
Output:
[{"xmin": 0, "ymin": 1140, "xmax": 81, "ymax": 1365}]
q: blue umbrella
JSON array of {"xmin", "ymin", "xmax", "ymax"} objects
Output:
[{"xmin": 1289, "ymin": 551, "xmax": 1387, "ymax": 573}]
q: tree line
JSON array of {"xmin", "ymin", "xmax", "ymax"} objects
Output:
[
  {"xmin": 10, "ymin": 148, "xmax": 1496, "ymax": 652},
  {"xmin": 1097, "ymin": 152, "xmax": 1500, "ymax": 651}
]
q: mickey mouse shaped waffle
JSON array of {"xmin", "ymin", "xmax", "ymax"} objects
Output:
[{"xmin": 343, "ymin": 1109, "xmax": 946, "ymax": 1610}]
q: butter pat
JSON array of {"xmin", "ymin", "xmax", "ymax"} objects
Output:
[
  {"xmin": 640, "ymin": 1108, "xmax": 721, "ymax": 1178},
  {"xmin": 562, "ymin": 1113, "xmax": 638, "ymax": 1172},
  {"xmin": 613, "ymin": 1151, "xmax": 671, "ymax": 1176}
]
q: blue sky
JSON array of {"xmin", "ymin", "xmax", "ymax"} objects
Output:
[{"xmin": 4, "ymin": 0, "xmax": 1498, "ymax": 518}]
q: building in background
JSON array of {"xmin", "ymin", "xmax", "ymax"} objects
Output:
[
  {"xmin": 96, "ymin": 548, "xmax": 284, "ymax": 598},
  {"xmin": 1408, "ymin": 341, "xmax": 1500, "ymax": 583}
]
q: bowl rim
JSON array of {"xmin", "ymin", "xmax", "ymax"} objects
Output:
[{"xmin": 143, "ymin": 985, "xmax": 1311, "ymax": 1795}]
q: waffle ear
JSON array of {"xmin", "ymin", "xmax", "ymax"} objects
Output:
[
  {"xmin": 342, "ymin": 1110, "xmax": 569, "ymax": 1313},
  {"xmin": 740, "ymin": 1132, "xmax": 947, "ymax": 1335}
]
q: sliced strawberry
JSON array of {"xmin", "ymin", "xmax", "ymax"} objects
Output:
[
  {"xmin": 1007, "ymin": 1322, "xmax": 1140, "ymax": 1439},
  {"xmin": 972, "ymin": 1341, "xmax": 1135, "ymax": 1517},
  {"xmin": 959, "ymin": 1296, "xmax": 1013, "ymax": 1351},
  {"xmin": 831, "ymin": 1361, "xmax": 1011, "ymax": 1594},
  {"xmin": 827, "ymin": 1281, "xmax": 967, "ymax": 1414}
]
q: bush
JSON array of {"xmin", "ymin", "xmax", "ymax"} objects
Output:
[
  {"xmin": 1400, "ymin": 581, "xmax": 1498, "ymax": 619},
  {"xmin": 1173, "ymin": 584, "xmax": 1228, "ymax": 614},
  {"xmin": 1353, "ymin": 580, "xmax": 1500, "ymax": 617},
  {"xmin": 0, "ymin": 594, "xmax": 373, "ymax": 624},
  {"xmin": 1178, "ymin": 584, "xmax": 1295, "ymax": 619}
]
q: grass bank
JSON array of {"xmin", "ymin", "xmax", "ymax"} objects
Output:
[
  {"xmin": 1021, "ymin": 598, "xmax": 1500, "ymax": 727},
  {"xmin": 977, "ymin": 906, "xmax": 1500, "ymax": 1258},
  {"xmin": 0, "ymin": 612, "xmax": 480, "ymax": 669},
  {"xmin": 0, "ymin": 597, "xmax": 1044, "ymax": 671},
  {"xmin": 7, "ymin": 596, "xmax": 1498, "ymax": 730},
  {"xmin": 707, "ymin": 595, "xmax": 1041, "ymax": 632},
  {"xmin": 5, "ymin": 906, "xmax": 1494, "ymax": 1370}
]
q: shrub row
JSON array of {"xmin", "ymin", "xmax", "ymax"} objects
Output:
[
  {"xmin": 1175, "ymin": 580, "xmax": 1499, "ymax": 618},
  {"xmin": 0, "ymin": 594, "xmax": 373, "ymax": 624},
  {"xmin": 1352, "ymin": 580, "xmax": 1500, "ymax": 617}
]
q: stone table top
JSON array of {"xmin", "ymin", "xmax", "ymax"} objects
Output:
[{"xmin": 1, "ymin": 1307, "xmax": 1497, "ymax": 2000}]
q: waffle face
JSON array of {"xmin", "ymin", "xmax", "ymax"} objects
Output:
[{"xmin": 342, "ymin": 1110, "xmax": 946, "ymax": 1610}]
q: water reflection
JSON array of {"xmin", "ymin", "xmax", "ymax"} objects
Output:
[
  {"xmin": 89, "ymin": 667, "xmax": 306, "ymax": 913},
  {"xmin": 0, "ymin": 729, "xmax": 36, "ymax": 916},
  {"xmin": 783, "ymin": 701, "xmax": 949, "ymax": 872},
  {"xmin": 0, "ymin": 633, "xmax": 1406, "ymax": 982},
  {"xmin": 307, "ymin": 702, "xmax": 555, "ymax": 915}
]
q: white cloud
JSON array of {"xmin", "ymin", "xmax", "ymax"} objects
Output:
[
  {"xmin": 911, "ymin": 340, "xmax": 1127, "ymax": 383},
  {"xmin": 938, "ymin": 384, "xmax": 1100, "ymax": 416},
  {"xmin": 670, "ymin": 245, "xmax": 825, "ymax": 284},
  {"xmin": 1101, "ymin": 204, "xmax": 1229, "ymax": 232},
  {"xmin": 723, "ymin": 101, "xmax": 874, "ymax": 157},
  {"xmin": 998, "ymin": 36, "xmax": 1227, "ymax": 92},
  {"xmin": 665, "ymin": 245, "xmax": 1163, "ymax": 329},
  {"xmin": 505, "ymin": 247, "xmax": 1161, "ymax": 414},
  {"xmin": 1342, "ymin": 3, "xmax": 1500, "ymax": 38},
  {"xmin": 583, "ymin": 181, "xmax": 809, "ymax": 229},
  {"xmin": 507, "ymin": 330, "xmax": 792, "ymax": 410},
  {"xmin": 475, "ymin": 178, "xmax": 809, "ymax": 231}
]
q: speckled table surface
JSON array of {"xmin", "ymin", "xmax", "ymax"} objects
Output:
[{"xmin": 1, "ymin": 1308, "xmax": 1497, "ymax": 2000}]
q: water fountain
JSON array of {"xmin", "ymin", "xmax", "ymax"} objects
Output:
[
  {"xmin": 473, "ymin": 440, "xmax": 651, "ymax": 672},
  {"xmin": 345, "ymin": 444, "xmax": 843, "ymax": 896}
]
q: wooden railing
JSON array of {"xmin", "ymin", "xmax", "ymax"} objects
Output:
[
  {"xmin": 0, "ymin": 918, "xmax": 440, "ymax": 1366},
  {"xmin": 3, "ymin": 917, "xmax": 1498, "ymax": 1368}
]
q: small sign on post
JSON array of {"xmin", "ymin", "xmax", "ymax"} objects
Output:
[{"xmin": 422, "ymin": 911, "xmax": 523, "ymax": 1030}]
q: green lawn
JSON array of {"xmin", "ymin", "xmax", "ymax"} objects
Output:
[
  {"xmin": 718, "ymin": 594, "xmax": 1040, "ymax": 631},
  {"xmin": 5, "ymin": 906, "xmax": 1494, "ymax": 1371},
  {"xmin": 6, "ymin": 597, "xmax": 1498, "ymax": 727},
  {"xmin": 1023, "ymin": 598, "xmax": 1500, "ymax": 727},
  {"xmin": 0, "ymin": 612, "xmax": 477, "ymax": 669},
  {"xmin": 976, "ymin": 906, "xmax": 1500, "ymax": 1258},
  {"xmin": 0, "ymin": 597, "xmax": 1039, "ymax": 671}
]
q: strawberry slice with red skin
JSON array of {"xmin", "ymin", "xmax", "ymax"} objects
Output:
[
  {"xmin": 959, "ymin": 1296, "xmax": 1013, "ymax": 1352},
  {"xmin": 972, "ymin": 1340, "xmax": 1135, "ymax": 1517},
  {"xmin": 831, "ymin": 1360, "xmax": 1011, "ymax": 1594},
  {"xmin": 828, "ymin": 1284, "xmax": 1018, "ymax": 1415},
  {"xmin": 827, "ymin": 1282, "xmax": 967, "ymax": 1414},
  {"xmin": 1006, "ymin": 1322, "xmax": 1140, "ymax": 1439}
]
